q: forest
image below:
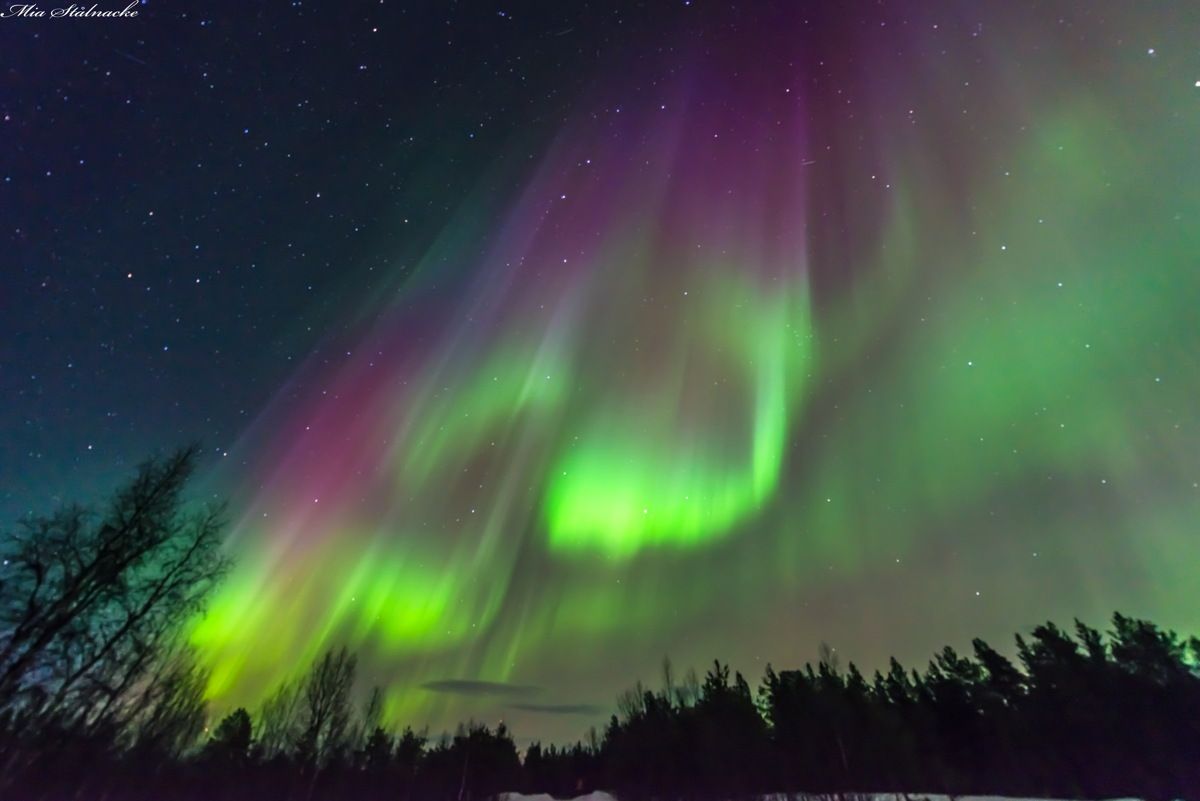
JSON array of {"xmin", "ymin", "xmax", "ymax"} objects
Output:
[{"xmin": 1, "ymin": 449, "xmax": 1197, "ymax": 800}]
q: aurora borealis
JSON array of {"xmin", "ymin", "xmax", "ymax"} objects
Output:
[
  {"xmin": 6, "ymin": 1, "xmax": 1200, "ymax": 746},
  {"xmin": 192, "ymin": 46, "xmax": 822, "ymax": 725}
]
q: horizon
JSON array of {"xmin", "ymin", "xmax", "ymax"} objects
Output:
[{"xmin": 4, "ymin": 0, "xmax": 1200, "ymax": 749}]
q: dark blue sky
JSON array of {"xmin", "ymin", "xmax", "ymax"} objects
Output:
[{"xmin": 2, "ymin": 0, "xmax": 693, "ymax": 518}]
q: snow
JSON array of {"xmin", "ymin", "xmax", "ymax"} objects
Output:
[
  {"xmin": 500, "ymin": 794, "xmax": 618, "ymax": 801},
  {"xmin": 501, "ymin": 794, "xmax": 1140, "ymax": 801}
]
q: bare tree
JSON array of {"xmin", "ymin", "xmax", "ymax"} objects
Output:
[
  {"xmin": 353, "ymin": 684, "xmax": 385, "ymax": 751},
  {"xmin": 296, "ymin": 646, "xmax": 357, "ymax": 766},
  {"xmin": 661, "ymin": 656, "xmax": 676, "ymax": 704},
  {"xmin": 679, "ymin": 666, "xmax": 701, "ymax": 707},
  {"xmin": 616, "ymin": 680, "xmax": 647, "ymax": 721},
  {"xmin": 0, "ymin": 446, "xmax": 230, "ymax": 728},
  {"xmin": 257, "ymin": 677, "xmax": 303, "ymax": 758},
  {"xmin": 125, "ymin": 642, "xmax": 210, "ymax": 758}
]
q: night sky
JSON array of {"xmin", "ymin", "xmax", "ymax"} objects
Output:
[{"xmin": 5, "ymin": 1, "xmax": 1200, "ymax": 745}]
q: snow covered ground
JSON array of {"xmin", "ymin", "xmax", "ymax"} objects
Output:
[
  {"xmin": 500, "ymin": 794, "xmax": 1142, "ymax": 801},
  {"xmin": 499, "ymin": 794, "xmax": 617, "ymax": 801}
]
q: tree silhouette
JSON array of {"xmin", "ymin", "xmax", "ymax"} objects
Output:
[
  {"xmin": 205, "ymin": 707, "xmax": 253, "ymax": 765},
  {"xmin": 256, "ymin": 676, "xmax": 303, "ymax": 759},
  {"xmin": 127, "ymin": 643, "xmax": 210, "ymax": 759},
  {"xmin": 3, "ymin": 459, "xmax": 1200, "ymax": 800},
  {"xmin": 0, "ymin": 446, "xmax": 229, "ymax": 722},
  {"xmin": 0, "ymin": 446, "xmax": 230, "ymax": 797},
  {"xmin": 297, "ymin": 646, "xmax": 357, "ymax": 768}
]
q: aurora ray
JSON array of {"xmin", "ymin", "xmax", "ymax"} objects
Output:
[{"xmin": 190, "ymin": 4, "xmax": 1200, "ymax": 743}]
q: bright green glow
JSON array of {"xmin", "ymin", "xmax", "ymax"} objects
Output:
[
  {"xmin": 192, "ymin": 539, "xmax": 498, "ymax": 703},
  {"xmin": 545, "ymin": 434, "xmax": 755, "ymax": 555},
  {"xmin": 545, "ymin": 282, "xmax": 812, "ymax": 557},
  {"xmin": 333, "ymin": 548, "xmax": 465, "ymax": 646},
  {"xmin": 193, "ymin": 10, "xmax": 1200, "ymax": 745}
]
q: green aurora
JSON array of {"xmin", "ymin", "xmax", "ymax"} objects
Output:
[{"xmin": 190, "ymin": 4, "xmax": 1200, "ymax": 743}]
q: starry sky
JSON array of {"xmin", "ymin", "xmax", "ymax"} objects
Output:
[{"xmin": 5, "ymin": 1, "xmax": 1200, "ymax": 744}]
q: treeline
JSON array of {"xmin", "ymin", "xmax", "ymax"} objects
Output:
[
  {"xmin": 592, "ymin": 617, "xmax": 1200, "ymax": 800},
  {"xmin": 2, "ymin": 449, "xmax": 1199, "ymax": 800}
]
